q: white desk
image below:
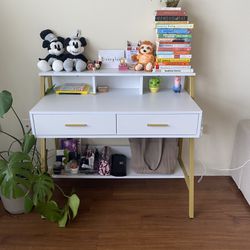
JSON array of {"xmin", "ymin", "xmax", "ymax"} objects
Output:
[{"xmin": 30, "ymin": 70, "xmax": 202, "ymax": 218}]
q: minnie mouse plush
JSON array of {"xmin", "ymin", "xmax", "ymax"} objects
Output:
[
  {"xmin": 37, "ymin": 29, "xmax": 65, "ymax": 72},
  {"xmin": 63, "ymin": 31, "xmax": 88, "ymax": 72}
]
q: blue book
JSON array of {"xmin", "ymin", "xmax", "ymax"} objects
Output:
[{"xmin": 157, "ymin": 28, "xmax": 191, "ymax": 34}]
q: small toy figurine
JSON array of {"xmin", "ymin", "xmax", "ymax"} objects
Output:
[
  {"xmin": 172, "ymin": 76, "xmax": 182, "ymax": 93},
  {"xmin": 87, "ymin": 61, "xmax": 95, "ymax": 71},
  {"xmin": 94, "ymin": 60, "xmax": 102, "ymax": 70},
  {"xmin": 149, "ymin": 77, "xmax": 161, "ymax": 93},
  {"xmin": 118, "ymin": 57, "xmax": 128, "ymax": 70},
  {"xmin": 87, "ymin": 60, "xmax": 102, "ymax": 71}
]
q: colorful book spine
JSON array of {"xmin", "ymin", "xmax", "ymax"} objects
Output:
[
  {"xmin": 156, "ymin": 58, "xmax": 191, "ymax": 63},
  {"xmin": 155, "ymin": 21, "xmax": 189, "ymax": 24},
  {"xmin": 157, "ymin": 28, "xmax": 191, "ymax": 34},
  {"xmin": 158, "ymin": 65, "xmax": 192, "ymax": 69},
  {"xmin": 158, "ymin": 62, "xmax": 190, "ymax": 66},
  {"xmin": 157, "ymin": 44, "xmax": 191, "ymax": 49},
  {"xmin": 156, "ymin": 33, "xmax": 192, "ymax": 38},
  {"xmin": 157, "ymin": 47, "xmax": 191, "ymax": 51},
  {"xmin": 155, "ymin": 24, "xmax": 194, "ymax": 29},
  {"xmin": 155, "ymin": 11, "xmax": 187, "ymax": 16},
  {"xmin": 155, "ymin": 16, "xmax": 188, "ymax": 21},
  {"xmin": 159, "ymin": 69, "xmax": 194, "ymax": 73},
  {"xmin": 156, "ymin": 54, "xmax": 192, "ymax": 59},
  {"xmin": 156, "ymin": 38, "xmax": 192, "ymax": 42}
]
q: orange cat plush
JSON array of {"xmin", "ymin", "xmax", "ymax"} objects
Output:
[{"xmin": 131, "ymin": 41, "xmax": 155, "ymax": 72}]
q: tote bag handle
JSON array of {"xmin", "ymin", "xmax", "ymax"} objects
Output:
[{"xmin": 142, "ymin": 138, "xmax": 164, "ymax": 171}]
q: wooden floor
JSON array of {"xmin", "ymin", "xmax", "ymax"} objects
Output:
[{"xmin": 0, "ymin": 177, "xmax": 250, "ymax": 250}]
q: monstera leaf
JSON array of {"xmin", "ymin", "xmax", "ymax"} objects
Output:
[
  {"xmin": 58, "ymin": 194, "xmax": 80, "ymax": 227},
  {"xmin": 0, "ymin": 152, "xmax": 32, "ymax": 198},
  {"xmin": 32, "ymin": 172, "xmax": 54, "ymax": 206},
  {"xmin": 22, "ymin": 134, "xmax": 36, "ymax": 154},
  {"xmin": 0, "ymin": 90, "xmax": 13, "ymax": 118},
  {"xmin": 35, "ymin": 200, "xmax": 63, "ymax": 222}
]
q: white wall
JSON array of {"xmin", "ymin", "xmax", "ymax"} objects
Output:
[{"xmin": 0, "ymin": 0, "xmax": 250, "ymax": 174}]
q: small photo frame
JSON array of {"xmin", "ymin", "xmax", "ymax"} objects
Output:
[{"xmin": 98, "ymin": 50, "xmax": 125, "ymax": 68}]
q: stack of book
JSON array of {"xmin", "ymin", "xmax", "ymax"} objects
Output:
[{"xmin": 154, "ymin": 7, "xmax": 194, "ymax": 73}]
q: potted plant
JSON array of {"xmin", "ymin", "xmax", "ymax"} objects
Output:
[
  {"xmin": 0, "ymin": 90, "xmax": 80, "ymax": 227},
  {"xmin": 149, "ymin": 77, "xmax": 161, "ymax": 93},
  {"xmin": 160, "ymin": 0, "xmax": 180, "ymax": 7}
]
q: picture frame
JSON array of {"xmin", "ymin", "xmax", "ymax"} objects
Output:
[{"xmin": 98, "ymin": 50, "xmax": 125, "ymax": 68}]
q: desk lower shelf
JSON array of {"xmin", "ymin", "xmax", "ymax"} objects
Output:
[{"xmin": 52, "ymin": 163, "xmax": 185, "ymax": 179}]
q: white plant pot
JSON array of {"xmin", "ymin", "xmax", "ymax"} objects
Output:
[{"xmin": 0, "ymin": 192, "xmax": 25, "ymax": 214}]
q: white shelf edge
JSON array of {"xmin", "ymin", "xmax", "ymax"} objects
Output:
[
  {"xmin": 39, "ymin": 69, "xmax": 196, "ymax": 77},
  {"xmin": 52, "ymin": 163, "xmax": 184, "ymax": 179}
]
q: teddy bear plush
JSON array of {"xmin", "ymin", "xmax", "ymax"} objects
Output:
[
  {"xmin": 131, "ymin": 41, "xmax": 155, "ymax": 72},
  {"xmin": 37, "ymin": 29, "xmax": 65, "ymax": 72},
  {"xmin": 63, "ymin": 31, "xmax": 88, "ymax": 72}
]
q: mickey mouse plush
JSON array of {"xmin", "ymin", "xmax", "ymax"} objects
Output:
[
  {"xmin": 37, "ymin": 29, "xmax": 65, "ymax": 72},
  {"xmin": 63, "ymin": 31, "xmax": 88, "ymax": 72}
]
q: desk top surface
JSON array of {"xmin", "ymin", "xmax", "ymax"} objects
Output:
[{"xmin": 30, "ymin": 90, "xmax": 202, "ymax": 114}]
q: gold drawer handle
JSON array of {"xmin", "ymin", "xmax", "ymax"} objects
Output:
[
  {"xmin": 65, "ymin": 124, "xmax": 87, "ymax": 127},
  {"xmin": 147, "ymin": 124, "xmax": 169, "ymax": 127}
]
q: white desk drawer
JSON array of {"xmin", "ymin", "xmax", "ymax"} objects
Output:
[
  {"xmin": 117, "ymin": 114, "xmax": 199, "ymax": 136},
  {"xmin": 32, "ymin": 114, "xmax": 116, "ymax": 136}
]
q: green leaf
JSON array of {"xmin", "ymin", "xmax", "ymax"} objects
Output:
[
  {"xmin": 45, "ymin": 84, "xmax": 55, "ymax": 95},
  {"xmin": 68, "ymin": 194, "xmax": 80, "ymax": 219},
  {"xmin": 22, "ymin": 134, "xmax": 36, "ymax": 154},
  {"xmin": 36, "ymin": 200, "xmax": 62, "ymax": 222},
  {"xmin": 58, "ymin": 209, "xmax": 68, "ymax": 228},
  {"xmin": 24, "ymin": 195, "xmax": 34, "ymax": 213},
  {"xmin": 32, "ymin": 173, "xmax": 54, "ymax": 206},
  {"xmin": 0, "ymin": 152, "xmax": 32, "ymax": 199},
  {"xmin": 9, "ymin": 152, "xmax": 30, "ymax": 164},
  {"xmin": 0, "ymin": 90, "xmax": 13, "ymax": 118}
]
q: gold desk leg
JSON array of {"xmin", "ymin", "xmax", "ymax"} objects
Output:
[
  {"xmin": 40, "ymin": 76, "xmax": 47, "ymax": 172},
  {"xmin": 47, "ymin": 76, "xmax": 52, "ymax": 88},
  {"xmin": 189, "ymin": 76, "xmax": 195, "ymax": 99},
  {"xmin": 189, "ymin": 138, "xmax": 195, "ymax": 219},
  {"xmin": 40, "ymin": 76, "xmax": 46, "ymax": 96},
  {"xmin": 40, "ymin": 138, "xmax": 47, "ymax": 172},
  {"xmin": 178, "ymin": 139, "xmax": 190, "ymax": 189}
]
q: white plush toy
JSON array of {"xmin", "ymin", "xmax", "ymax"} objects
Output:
[
  {"xmin": 37, "ymin": 29, "xmax": 65, "ymax": 72},
  {"xmin": 63, "ymin": 30, "xmax": 88, "ymax": 72}
]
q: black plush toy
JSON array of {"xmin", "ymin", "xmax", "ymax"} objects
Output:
[
  {"xmin": 63, "ymin": 31, "xmax": 88, "ymax": 72},
  {"xmin": 37, "ymin": 29, "xmax": 65, "ymax": 72}
]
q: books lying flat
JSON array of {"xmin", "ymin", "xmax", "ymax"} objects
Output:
[{"xmin": 55, "ymin": 84, "xmax": 90, "ymax": 95}]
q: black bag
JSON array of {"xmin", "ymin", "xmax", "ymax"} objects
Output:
[{"xmin": 111, "ymin": 154, "xmax": 127, "ymax": 177}]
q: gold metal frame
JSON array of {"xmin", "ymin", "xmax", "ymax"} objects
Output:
[
  {"xmin": 178, "ymin": 76, "xmax": 195, "ymax": 218},
  {"xmin": 40, "ymin": 76, "xmax": 52, "ymax": 173},
  {"xmin": 39, "ymin": 75, "xmax": 196, "ymax": 219}
]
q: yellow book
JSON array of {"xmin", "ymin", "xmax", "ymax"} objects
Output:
[
  {"xmin": 55, "ymin": 84, "xmax": 90, "ymax": 95},
  {"xmin": 156, "ymin": 58, "xmax": 191, "ymax": 63}
]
